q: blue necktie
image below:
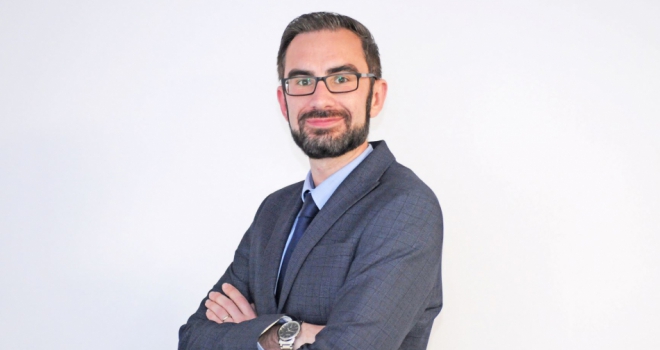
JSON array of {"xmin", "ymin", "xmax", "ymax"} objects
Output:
[{"xmin": 276, "ymin": 191, "xmax": 319, "ymax": 302}]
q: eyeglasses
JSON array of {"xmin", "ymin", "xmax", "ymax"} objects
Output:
[{"xmin": 281, "ymin": 73, "xmax": 377, "ymax": 96}]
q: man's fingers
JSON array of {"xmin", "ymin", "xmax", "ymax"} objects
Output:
[
  {"xmin": 209, "ymin": 291, "xmax": 244, "ymax": 323},
  {"xmin": 222, "ymin": 283, "xmax": 257, "ymax": 319},
  {"xmin": 204, "ymin": 298, "xmax": 234, "ymax": 324},
  {"xmin": 206, "ymin": 309, "xmax": 222, "ymax": 324},
  {"xmin": 206, "ymin": 284, "xmax": 258, "ymax": 323},
  {"xmin": 204, "ymin": 298, "xmax": 226, "ymax": 322}
]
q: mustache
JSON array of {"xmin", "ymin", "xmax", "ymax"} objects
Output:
[{"xmin": 299, "ymin": 109, "xmax": 351, "ymax": 122}]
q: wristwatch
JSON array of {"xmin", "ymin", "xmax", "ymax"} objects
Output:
[{"xmin": 278, "ymin": 320, "xmax": 301, "ymax": 350}]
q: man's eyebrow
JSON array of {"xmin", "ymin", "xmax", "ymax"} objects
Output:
[
  {"xmin": 287, "ymin": 69, "xmax": 314, "ymax": 78},
  {"xmin": 286, "ymin": 65, "xmax": 360, "ymax": 78},
  {"xmin": 326, "ymin": 64, "xmax": 359, "ymax": 75}
]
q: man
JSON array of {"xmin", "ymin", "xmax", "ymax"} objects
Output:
[{"xmin": 179, "ymin": 12, "xmax": 443, "ymax": 350}]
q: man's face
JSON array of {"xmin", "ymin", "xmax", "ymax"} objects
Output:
[{"xmin": 277, "ymin": 29, "xmax": 387, "ymax": 159}]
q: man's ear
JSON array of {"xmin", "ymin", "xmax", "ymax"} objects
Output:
[
  {"xmin": 277, "ymin": 86, "xmax": 289, "ymax": 121},
  {"xmin": 368, "ymin": 79, "xmax": 388, "ymax": 118}
]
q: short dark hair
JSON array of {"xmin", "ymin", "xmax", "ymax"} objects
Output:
[{"xmin": 277, "ymin": 12, "xmax": 382, "ymax": 80}]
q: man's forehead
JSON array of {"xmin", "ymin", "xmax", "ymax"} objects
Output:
[{"xmin": 284, "ymin": 29, "xmax": 368, "ymax": 76}]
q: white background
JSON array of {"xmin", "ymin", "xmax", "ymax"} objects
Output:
[{"xmin": 1, "ymin": 1, "xmax": 658, "ymax": 349}]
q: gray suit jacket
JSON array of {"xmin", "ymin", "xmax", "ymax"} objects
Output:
[{"xmin": 179, "ymin": 141, "xmax": 443, "ymax": 350}]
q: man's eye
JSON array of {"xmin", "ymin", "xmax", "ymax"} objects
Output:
[
  {"xmin": 295, "ymin": 78, "xmax": 313, "ymax": 86},
  {"xmin": 333, "ymin": 75, "xmax": 350, "ymax": 84}
]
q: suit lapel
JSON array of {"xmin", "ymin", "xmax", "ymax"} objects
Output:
[
  {"xmin": 256, "ymin": 184, "xmax": 303, "ymax": 314},
  {"xmin": 277, "ymin": 141, "xmax": 396, "ymax": 310}
]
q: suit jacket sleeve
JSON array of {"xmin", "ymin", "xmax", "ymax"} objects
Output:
[
  {"xmin": 178, "ymin": 198, "xmax": 284, "ymax": 350},
  {"xmin": 302, "ymin": 191, "xmax": 443, "ymax": 350}
]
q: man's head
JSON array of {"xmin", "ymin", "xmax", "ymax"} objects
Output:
[{"xmin": 276, "ymin": 12, "xmax": 387, "ymax": 159}]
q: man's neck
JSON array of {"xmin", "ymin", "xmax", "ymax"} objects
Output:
[{"xmin": 309, "ymin": 141, "xmax": 369, "ymax": 187}]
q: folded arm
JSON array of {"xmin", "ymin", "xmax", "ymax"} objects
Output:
[
  {"xmin": 178, "ymin": 259, "xmax": 286, "ymax": 349},
  {"xmin": 203, "ymin": 283, "xmax": 325, "ymax": 350},
  {"xmin": 178, "ymin": 199, "xmax": 287, "ymax": 350}
]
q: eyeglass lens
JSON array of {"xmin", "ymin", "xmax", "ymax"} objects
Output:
[{"xmin": 287, "ymin": 73, "xmax": 358, "ymax": 95}]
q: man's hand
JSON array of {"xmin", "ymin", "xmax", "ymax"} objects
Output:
[
  {"xmin": 294, "ymin": 323, "xmax": 325, "ymax": 349},
  {"xmin": 205, "ymin": 283, "xmax": 257, "ymax": 324}
]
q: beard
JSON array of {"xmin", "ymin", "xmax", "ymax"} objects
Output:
[{"xmin": 289, "ymin": 87, "xmax": 373, "ymax": 159}]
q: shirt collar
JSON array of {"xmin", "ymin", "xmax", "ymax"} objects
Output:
[{"xmin": 301, "ymin": 144, "xmax": 374, "ymax": 209}]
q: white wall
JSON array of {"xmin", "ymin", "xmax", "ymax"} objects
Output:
[{"xmin": 1, "ymin": 1, "xmax": 658, "ymax": 349}]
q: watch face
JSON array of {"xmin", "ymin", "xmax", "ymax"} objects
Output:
[{"xmin": 278, "ymin": 321, "xmax": 300, "ymax": 339}]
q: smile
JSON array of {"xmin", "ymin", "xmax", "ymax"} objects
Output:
[{"xmin": 304, "ymin": 117, "xmax": 344, "ymax": 128}]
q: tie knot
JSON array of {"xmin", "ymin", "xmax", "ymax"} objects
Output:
[{"xmin": 301, "ymin": 191, "xmax": 319, "ymax": 218}]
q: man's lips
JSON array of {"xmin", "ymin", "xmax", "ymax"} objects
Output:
[{"xmin": 304, "ymin": 117, "xmax": 344, "ymax": 128}]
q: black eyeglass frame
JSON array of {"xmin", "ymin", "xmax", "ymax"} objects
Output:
[{"xmin": 281, "ymin": 73, "xmax": 378, "ymax": 96}]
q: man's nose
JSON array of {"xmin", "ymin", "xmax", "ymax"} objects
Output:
[{"xmin": 308, "ymin": 79, "xmax": 335, "ymax": 108}]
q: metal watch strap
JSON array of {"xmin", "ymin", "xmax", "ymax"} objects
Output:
[{"xmin": 279, "ymin": 339, "xmax": 295, "ymax": 350}]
